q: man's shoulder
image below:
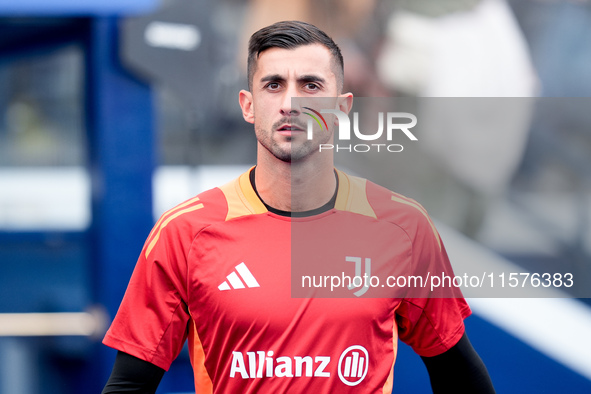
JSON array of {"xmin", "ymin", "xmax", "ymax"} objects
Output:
[
  {"xmin": 366, "ymin": 179, "xmax": 428, "ymax": 220},
  {"xmin": 338, "ymin": 171, "xmax": 435, "ymax": 234},
  {"xmin": 154, "ymin": 187, "xmax": 228, "ymax": 232},
  {"xmin": 154, "ymin": 170, "xmax": 253, "ymax": 231}
]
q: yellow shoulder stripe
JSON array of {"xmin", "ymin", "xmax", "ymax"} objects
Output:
[
  {"xmin": 390, "ymin": 195, "xmax": 441, "ymax": 251},
  {"xmin": 145, "ymin": 200, "xmax": 204, "ymax": 258},
  {"xmin": 146, "ymin": 196, "xmax": 201, "ymax": 243}
]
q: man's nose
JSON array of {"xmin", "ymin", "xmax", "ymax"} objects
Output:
[{"xmin": 279, "ymin": 85, "xmax": 302, "ymax": 116}]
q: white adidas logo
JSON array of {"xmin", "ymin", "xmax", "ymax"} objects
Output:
[{"xmin": 218, "ymin": 262, "xmax": 260, "ymax": 291}]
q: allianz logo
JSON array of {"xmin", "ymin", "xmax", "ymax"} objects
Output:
[{"xmin": 229, "ymin": 345, "xmax": 369, "ymax": 386}]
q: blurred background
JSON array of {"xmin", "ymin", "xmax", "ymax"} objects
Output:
[{"xmin": 0, "ymin": 0, "xmax": 590, "ymax": 392}]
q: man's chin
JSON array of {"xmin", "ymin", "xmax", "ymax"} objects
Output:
[
  {"xmin": 267, "ymin": 140, "xmax": 318, "ymax": 163},
  {"xmin": 271, "ymin": 149, "xmax": 308, "ymax": 163}
]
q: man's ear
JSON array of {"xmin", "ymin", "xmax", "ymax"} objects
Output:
[
  {"xmin": 239, "ymin": 90, "xmax": 255, "ymax": 124},
  {"xmin": 337, "ymin": 92, "xmax": 354, "ymax": 115}
]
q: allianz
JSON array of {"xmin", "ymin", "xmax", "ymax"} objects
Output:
[{"xmin": 230, "ymin": 351, "xmax": 331, "ymax": 379}]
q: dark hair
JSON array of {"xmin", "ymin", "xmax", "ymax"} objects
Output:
[{"xmin": 247, "ymin": 21, "xmax": 344, "ymax": 92}]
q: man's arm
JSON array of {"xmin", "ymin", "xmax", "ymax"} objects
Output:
[
  {"xmin": 420, "ymin": 332, "xmax": 495, "ymax": 393},
  {"xmin": 102, "ymin": 351, "xmax": 165, "ymax": 394}
]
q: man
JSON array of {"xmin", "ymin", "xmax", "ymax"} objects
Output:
[{"xmin": 102, "ymin": 21, "xmax": 495, "ymax": 393}]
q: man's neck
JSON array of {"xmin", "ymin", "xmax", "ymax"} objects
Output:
[
  {"xmin": 254, "ymin": 152, "xmax": 336, "ymax": 212},
  {"xmin": 250, "ymin": 168, "xmax": 337, "ymax": 217}
]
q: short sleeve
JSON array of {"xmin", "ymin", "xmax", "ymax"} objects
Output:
[
  {"xmin": 395, "ymin": 208, "xmax": 471, "ymax": 357},
  {"xmin": 396, "ymin": 295, "xmax": 471, "ymax": 357},
  {"xmin": 103, "ymin": 216, "xmax": 192, "ymax": 371}
]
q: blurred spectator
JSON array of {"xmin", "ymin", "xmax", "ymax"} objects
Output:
[
  {"xmin": 375, "ymin": 0, "xmax": 538, "ymax": 236},
  {"xmin": 377, "ymin": 0, "xmax": 537, "ymax": 97}
]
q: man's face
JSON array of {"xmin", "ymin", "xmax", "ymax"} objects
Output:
[{"xmin": 239, "ymin": 44, "xmax": 348, "ymax": 163}]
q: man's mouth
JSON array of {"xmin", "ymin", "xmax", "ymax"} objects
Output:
[{"xmin": 277, "ymin": 124, "xmax": 305, "ymax": 132}]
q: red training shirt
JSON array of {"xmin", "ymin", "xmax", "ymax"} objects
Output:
[{"xmin": 103, "ymin": 168, "xmax": 471, "ymax": 393}]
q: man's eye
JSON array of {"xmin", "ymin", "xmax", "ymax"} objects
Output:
[
  {"xmin": 305, "ymin": 83, "xmax": 319, "ymax": 90},
  {"xmin": 266, "ymin": 82, "xmax": 280, "ymax": 90}
]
